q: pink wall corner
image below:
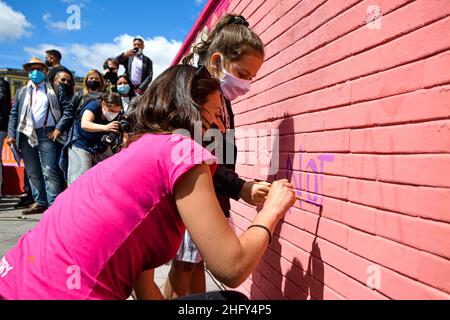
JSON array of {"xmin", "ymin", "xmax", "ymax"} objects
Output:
[{"xmin": 173, "ymin": 0, "xmax": 450, "ymax": 300}]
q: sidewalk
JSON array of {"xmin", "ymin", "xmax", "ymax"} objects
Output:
[{"xmin": 0, "ymin": 196, "xmax": 222, "ymax": 296}]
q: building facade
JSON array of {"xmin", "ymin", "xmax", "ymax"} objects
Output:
[{"xmin": 173, "ymin": 0, "xmax": 450, "ymax": 300}]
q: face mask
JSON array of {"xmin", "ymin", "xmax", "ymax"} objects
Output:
[
  {"xmin": 103, "ymin": 110, "xmax": 119, "ymax": 122},
  {"xmin": 29, "ymin": 70, "xmax": 46, "ymax": 85},
  {"xmin": 117, "ymin": 84, "xmax": 130, "ymax": 95},
  {"xmin": 45, "ymin": 60, "xmax": 53, "ymax": 67},
  {"xmin": 136, "ymin": 48, "xmax": 143, "ymax": 56},
  {"xmin": 87, "ymin": 80, "xmax": 101, "ymax": 91},
  {"xmin": 219, "ymin": 55, "xmax": 251, "ymax": 101}
]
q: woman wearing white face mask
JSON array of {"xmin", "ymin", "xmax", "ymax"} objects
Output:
[
  {"xmin": 67, "ymin": 93, "xmax": 122, "ymax": 185},
  {"xmin": 154, "ymin": 14, "xmax": 269, "ymax": 300},
  {"xmin": 116, "ymin": 75, "xmax": 136, "ymax": 113}
]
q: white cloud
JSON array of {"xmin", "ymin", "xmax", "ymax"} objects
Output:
[
  {"xmin": 0, "ymin": 1, "xmax": 33, "ymax": 42},
  {"xmin": 61, "ymin": 0, "xmax": 89, "ymax": 8},
  {"xmin": 24, "ymin": 34, "xmax": 182, "ymax": 79},
  {"xmin": 43, "ymin": 12, "xmax": 69, "ymax": 31}
]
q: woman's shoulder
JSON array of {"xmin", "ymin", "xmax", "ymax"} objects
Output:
[{"xmin": 133, "ymin": 133, "xmax": 209, "ymax": 156}]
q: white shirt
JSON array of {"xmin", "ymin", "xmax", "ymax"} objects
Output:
[
  {"xmin": 130, "ymin": 55, "xmax": 143, "ymax": 86},
  {"xmin": 25, "ymin": 81, "xmax": 55, "ymax": 129},
  {"xmin": 121, "ymin": 97, "xmax": 130, "ymax": 112}
]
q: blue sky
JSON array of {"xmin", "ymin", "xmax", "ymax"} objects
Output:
[{"xmin": 0, "ymin": 0, "xmax": 206, "ymax": 77}]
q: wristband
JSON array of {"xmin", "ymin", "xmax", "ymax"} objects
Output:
[{"xmin": 247, "ymin": 224, "xmax": 272, "ymax": 245}]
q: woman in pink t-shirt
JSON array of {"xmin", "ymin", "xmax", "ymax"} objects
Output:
[{"xmin": 0, "ymin": 65, "xmax": 295, "ymax": 300}]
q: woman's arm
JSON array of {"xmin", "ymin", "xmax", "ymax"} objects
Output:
[
  {"xmin": 174, "ymin": 164, "xmax": 295, "ymax": 288},
  {"xmin": 80, "ymin": 110, "xmax": 119, "ymax": 133},
  {"xmin": 134, "ymin": 269, "xmax": 165, "ymax": 300}
]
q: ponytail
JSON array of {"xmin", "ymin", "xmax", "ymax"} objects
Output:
[{"xmin": 182, "ymin": 14, "xmax": 264, "ymax": 67}]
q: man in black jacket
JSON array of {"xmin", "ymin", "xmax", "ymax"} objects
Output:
[
  {"xmin": 0, "ymin": 76, "xmax": 11, "ymax": 196},
  {"xmin": 115, "ymin": 38, "xmax": 153, "ymax": 95}
]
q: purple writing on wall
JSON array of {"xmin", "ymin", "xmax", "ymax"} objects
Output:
[{"xmin": 286, "ymin": 146, "xmax": 335, "ymax": 208}]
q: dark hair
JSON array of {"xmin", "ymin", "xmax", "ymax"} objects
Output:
[
  {"xmin": 131, "ymin": 65, "xmax": 220, "ymax": 141},
  {"xmin": 182, "ymin": 14, "xmax": 264, "ymax": 68},
  {"xmin": 133, "ymin": 38, "xmax": 144, "ymax": 44},
  {"xmin": 117, "ymin": 75, "xmax": 135, "ymax": 98},
  {"xmin": 103, "ymin": 58, "xmax": 119, "ymax": 70},
  {"xmin": 101, "ymin": 92, "xmax": 122, "ymax": 107},
  {"xmin": 46, "ymin": 49, "xmax": 62, "ymax": 61}
]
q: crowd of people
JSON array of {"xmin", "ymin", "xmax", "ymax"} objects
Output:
[
  {"xmin": 0, "ymin": 14, "xmax": 296, "ymax": 300},
  {"xmin": 1, "ymin": 37, "xmax": 153, "ymax": 213}
]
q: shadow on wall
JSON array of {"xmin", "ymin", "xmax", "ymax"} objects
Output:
[{"xmin": 250, "ymin": 115, "xmax": 325, "ymax": 300}]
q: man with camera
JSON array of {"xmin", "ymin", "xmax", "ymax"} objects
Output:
[
  {"xmin": 66, "ymin": 93, "xmax": 123, "ymax": 185},
  {"xmin": 103, "ymin": 58, "xmax": 120, "ymax": 94},
  {"xmin": 115, "ymin": 38, "xmax": 153, "ymax": 96}
]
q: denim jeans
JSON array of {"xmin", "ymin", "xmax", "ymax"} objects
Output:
[
  {"xmin": 0, "ymin": 131, "xmax": 6, "ymax": 194},
  {"xmin": 67, "ymin": 144, "xmax": 113, "ymax": 186},
  {"xmin": 20, "ymin": 127, "xmax": 61, "ymax": 206}
]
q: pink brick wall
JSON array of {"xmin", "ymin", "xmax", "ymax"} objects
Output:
[{"xmin": 175, "ymin": 0, "xmax": 450, "ymax": 299}]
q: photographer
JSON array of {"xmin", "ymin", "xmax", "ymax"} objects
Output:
[
  {"xmin": 115, "ymin": 38, "xmax": 153, "ymax": 95},
  {"xmin": 103, "ymin": 58, "xmax": 120, "ymax": 94},
  {"xmin": 67, "ymin": 93, "xmax": 122, "ymax": 185}
]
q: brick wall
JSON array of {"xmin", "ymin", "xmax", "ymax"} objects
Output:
[{"xmin": 175, "ymin": 0, "xmax": 450, "ymax": 299}]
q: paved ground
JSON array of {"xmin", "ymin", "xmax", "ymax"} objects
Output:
[{"xmin": 0, "ymin": 195, "xmax": 223, "ymax": 297}]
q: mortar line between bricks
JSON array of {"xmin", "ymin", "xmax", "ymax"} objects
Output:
[
  {"xmin": 237, "ymin": 17, "xmax": 450, "ymax": 112},
  {"xmin": 248, "ymin": 2, "xmax": 447, "ymax": 98},
  {"xmin": 257, "ymin": 262, "xmax": 313, "ymax": 300},
  {"xmin": 263, "ymin": 243, "xmax": 387, "ymax": 300},
  {"xmin": 235, "ymin": 223, "xmax": 387, "ymax": 299},
  {"xmin": 264, "ymin": 238, "xmax": 448, "ymax": 300},
  {"xmin": 260, "ymin": 0, "xmax": 329, "ymax": 48},
  {"xmin": 263, "ymin": 225, "xmax": 450, "ymax": 296},
  {"xmin": 240, "ymin": 0, "xmax": 266, "ymax": 26},
  {"xmin": 233, "ymin": 79, "xmax": 450, "ymax": 121},
  {"xmin": 250, "ymin": 0, "xmax": 311, "ymax": 36},
  {"xmin": 236, "ymin": 116, "xmax": 450, "ymax": 135},
  {"xmin": 236, "ymin": 0, "xmax": 254, "ymax": 20},
  {"xmin": 255, "ymin": 0, "xmax": 434, "ymax": 87},
  {"xmin": 235, "ymin": 150, "xmax": 450, "ymax": 157},
  {"xmin": 243, "ymin": 0, "xmax": 282, "ymax": 33},
  {"xmin": 261, "ymin": 0, "xmax": 366, "ymax": 62},
  {"xmin": 238, "ymin": 166, "xmax": 450, "ymax": 190},
  {"xmin": 257, "ymin": 0, "xmax": 370, "ymax": 80},
  {"xmin": 293, "ymin": 187, "xmax": 450, "ymax": 226},
  {"xmin": 231, "ymin": 188, "xmax": 450, "ymax": 243}
]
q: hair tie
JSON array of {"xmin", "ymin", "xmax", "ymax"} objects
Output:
[{"xmin": 229, "ymin": 15, "xmax": 250, "ymax": 28}]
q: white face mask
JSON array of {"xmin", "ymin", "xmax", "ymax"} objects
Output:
[
  {"xmin": 103, "ymin": 110, "xmax": 119, "ymax": 122},
  {"xmin": 219, "ymin": 54, "xmax": 251, "ymax": 101}
]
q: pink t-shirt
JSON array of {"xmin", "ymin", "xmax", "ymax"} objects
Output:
[{"xmin": 0, "ymin": 134, "xmax": 216, "ymax": 300}]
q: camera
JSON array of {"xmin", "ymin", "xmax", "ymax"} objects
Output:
[{"xmin": 101, "ymin": 111, "xmax": 133, "ymax": 153}]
